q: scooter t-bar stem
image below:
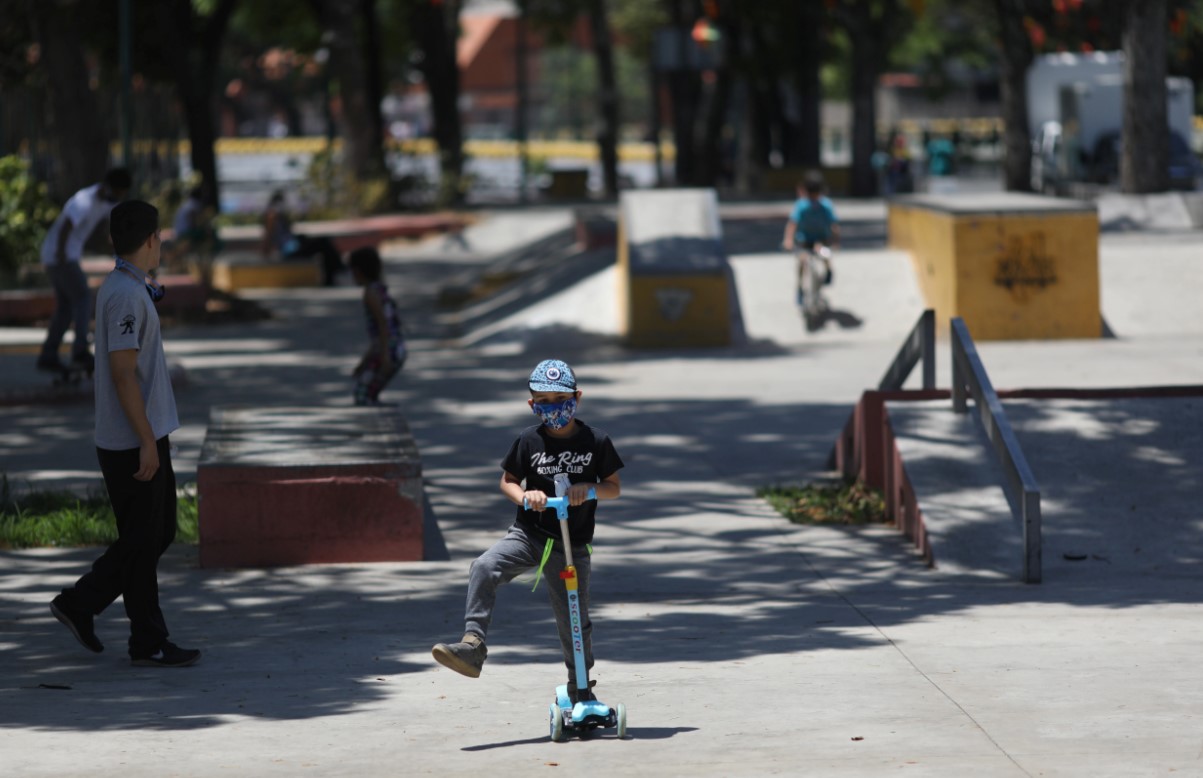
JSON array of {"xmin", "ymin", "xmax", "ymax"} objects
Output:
[{"xmin": 525, "ymin": 488, "xmax": 597, "ymax": 569}]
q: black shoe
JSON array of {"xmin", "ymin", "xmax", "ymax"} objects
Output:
[
  {"xmin": 131, "ymin": 641, "xmax": 201, "ymax": 667},
  {"xmin": 50, "ymin": 595, "xmax": 103, "ymax": 653},
  {"xmin": 567, "ymin": 679, "xmax": 598, "ymax": 705},
  {"xmin": 36, "ymin": 356, "xmax": 67, "ymax": 373},
  {"xmin": 69, "ymin": 352, "xmax": 94, "ymax": 371}
]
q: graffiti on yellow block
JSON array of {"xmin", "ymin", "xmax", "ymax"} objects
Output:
[{"xmin": 993, "ymin": 232, "xmax": 1057, "ymax": 302}]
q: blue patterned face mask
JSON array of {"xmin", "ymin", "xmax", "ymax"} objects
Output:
[{"xmin": 531, "ymin": 396, "xmax": 578, "ymax": 430}]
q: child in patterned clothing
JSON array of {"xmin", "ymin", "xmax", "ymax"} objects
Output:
[{"xmin": 348, "ymin": 247, "xmax": 406, "ymax": 405}]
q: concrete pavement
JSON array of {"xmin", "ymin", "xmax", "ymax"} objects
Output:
[{"xmin": 2, "ymin": 198, "xmax": 1203, "ymax": 776}]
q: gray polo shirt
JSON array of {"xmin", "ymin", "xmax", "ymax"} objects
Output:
[{"xmin": 94, "ymin": 269, "xmax": 179, "ymax": 450}]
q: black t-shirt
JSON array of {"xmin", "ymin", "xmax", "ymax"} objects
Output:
[{"xmin": 501, "ymin": 420, "xmax": 624, "ymax": 546}]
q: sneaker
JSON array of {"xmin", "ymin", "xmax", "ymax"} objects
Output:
[
  {"xmin": 36, "ymin": 356, "xmax": 67, "ymax": 373},
  {"xmin": 567, "ymin": 679, "xmax": 598, "ymax": 705},
  {"xmin": 49, "ymin": 595, "xmax": 103, "ymax": 653},
  {"xmin": 431, "ymin": 633, "xmax": 487, "ymax": 678},
  {"xmin": 131, "ymin": 641, "xmax": 201, "ymax": 668},
  {"xmin": 70, "ymin": 352, "xmax": 94, "ymax": 372}
]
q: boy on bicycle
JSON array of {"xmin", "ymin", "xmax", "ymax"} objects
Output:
[{"xmin": 782, "ymin": 172, "xmax": 840, "ymax": 307}]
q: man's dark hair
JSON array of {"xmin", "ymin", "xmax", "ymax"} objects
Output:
[
  {"xmin": 803, "ymin": 171, "xmax": 825, "ymax": 195},
  {"xmin": 103, "ymin": 167, "xmax": 133, "ymax": 192},
  {"xmin": 110, "ymin": 200, "xmax": 159, "ymax": 256},
  {"xmin": 348, "ymin": 247, "xmax": 382, "ymax": 282}
]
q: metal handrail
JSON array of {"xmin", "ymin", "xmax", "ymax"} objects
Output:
[
  {"xmin": 879, "ymin": 309, "xmax": 936, "ymax": 390},
  {"xmin": 950, "ymin": 317, "xmax": 1043, "ymax": 583}
]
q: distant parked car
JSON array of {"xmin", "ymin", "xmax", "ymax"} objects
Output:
[{"xmin": 1090, "ymin": 130, "xmax": 1201, "ymax": 191}]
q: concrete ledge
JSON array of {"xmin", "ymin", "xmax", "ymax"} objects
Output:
[
  {"xmin": 213, "ymin": 213, "xmax": 465, "ymax": 254},
  {"xmin": 888, "ymin": 192, "xmax": 1100, "ymax": 340},
  {"xmin": 197, "ymin": 405, "xmax": 424, "ymax": 568},
  {"xmin": 210, "ymin": 253, "xmax": 322, "ymax": 292}
]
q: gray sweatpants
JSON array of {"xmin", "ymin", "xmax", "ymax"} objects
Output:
[{"xmin": 465, "ymin": 524, "xmax": 593, "ymax": 680}]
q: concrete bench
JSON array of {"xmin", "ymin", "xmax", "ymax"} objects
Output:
[
  {"xmin": 209, "ymin": 252, "xmax": 323, "ymax": 292},
  {"xmin": 888, "ymin": 192, "xmax": 1100, "ymax": 340},
  {"xmin": 0, "ymin": 290, "xmax": 57, "ymax": 325},
  {"xmin": 617, "ymin": 188, "xmax": 734, "ymax": 348},
  {"xmin": 196, "ymin": 405, "xmax": 424, "ymax": 568}
]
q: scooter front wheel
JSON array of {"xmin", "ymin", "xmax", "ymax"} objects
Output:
[
  {"xmin": 549, "ymin": 702, "xmax": 565, "ymax": 742},
  {"xmin": 616, "ymin": 703, "xmax": 627, "ymax": 739}
]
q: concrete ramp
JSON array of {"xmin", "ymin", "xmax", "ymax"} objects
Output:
[{"xmin": 617, "ymin": 189, "xmax": 736, "ymax": 348}]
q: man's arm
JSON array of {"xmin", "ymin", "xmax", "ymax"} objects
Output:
[
  {"xmin": 55, "ymin": 219, "xmax": 74, "ymax": 265},
  {"xmin": 364, "ymin": 287, "xmax": 393, "ymax": 370},
  {"xmin": 260, "ymin": 211, "xmax": 277, "ymax": 257},
  {"xmin": 109, "ymin": 348, "xmax": 159, "ymax": 481}
]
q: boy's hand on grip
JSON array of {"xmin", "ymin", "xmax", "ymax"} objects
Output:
[{"xmin": 522, "ymin": 490, "xmax": 548, "ymax": 512}]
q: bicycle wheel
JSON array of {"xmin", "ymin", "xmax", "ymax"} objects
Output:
[{"xmin": 801, "ymin": 252, "xmax": 821, "ymax": 328}]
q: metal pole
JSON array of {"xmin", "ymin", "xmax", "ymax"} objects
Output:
[
  {"xmin": 515, "ymin": 1, "xmax": 529, "ymax": 203},
  {"xmin": 951, "ymin": 319, "xmax": 967, "ymax": 413},
  {"xmin": 1023, "ymin": 490, "xmax": 1042, "ymax": 583},
  {"xmin": 921, "ymin": 308, "xmax": 936, "ymax": 389}
]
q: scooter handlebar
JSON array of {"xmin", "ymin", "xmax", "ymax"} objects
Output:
[{"xmin": 524, "ymin": 487, "xmax": 598, "ymax": 520}]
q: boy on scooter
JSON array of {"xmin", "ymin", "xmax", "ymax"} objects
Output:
[{"xmin": 432, "ymin": 359, "xmax": 623, "ymax": 702}]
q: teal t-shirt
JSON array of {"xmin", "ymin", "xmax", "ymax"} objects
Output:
[{"xmin": 789, "ymin": 196, "xmax": 838, "ymax": 244}]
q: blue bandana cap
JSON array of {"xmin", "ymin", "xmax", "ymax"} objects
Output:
[{"xmin": 529, "ymin": 359, "xmax": 577, "ymax": 393}]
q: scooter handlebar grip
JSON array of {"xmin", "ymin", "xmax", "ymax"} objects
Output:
[{"xmin": 523, "ymin": 488, "xmax": 598, "ymax": 519}]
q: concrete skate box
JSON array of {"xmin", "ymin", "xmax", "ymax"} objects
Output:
[
  {"xmin": 617, "ymin": 188, "xmax": 732, "ymax": 347},
  {"xmin": 888, "ymin": 192, "xmax": 1099, "ymax": 340},
  {"xmin": 197, "ymin": 406, "xmax": 423, "ymax": 568},
  {"xmin": 210, "ymin": 253, "xmax": 322, "ymax": 292}
]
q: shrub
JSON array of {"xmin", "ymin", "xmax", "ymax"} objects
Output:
[{"xmin": 0, "ymin": 156, "xmax": 58, "ymax": 285}]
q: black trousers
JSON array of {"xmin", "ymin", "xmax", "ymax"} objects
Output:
[
  {"xmin": 64, "ymin": 436, "xmax": 177, "ymax": 657},
  {"xmin": 285, "ymin": 235, "xmax": 343, "ymax": 286}
]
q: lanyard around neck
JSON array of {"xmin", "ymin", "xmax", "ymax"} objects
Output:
[{"xmin": 115, "ymin": 257, "xmax": 165, "ymax": 301}]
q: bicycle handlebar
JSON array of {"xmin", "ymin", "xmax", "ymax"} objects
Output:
[{"xmin": 525, "ymin": 487, "xmax": 598, "ymax": 521}]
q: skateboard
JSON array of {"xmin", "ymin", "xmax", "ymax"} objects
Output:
[{"xmin": 38, "ymin": 362, "xmax": 93, "ymax": 388}]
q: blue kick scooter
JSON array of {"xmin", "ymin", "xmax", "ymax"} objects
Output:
[{"xmin": 527, "ymin": 488, "xmax": 627, "ymax": 741}]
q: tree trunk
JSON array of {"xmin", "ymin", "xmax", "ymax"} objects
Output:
[
  {"xmin": 848, "ymin": 44, "xmax": 878, "ymax": 197},
  {"xmin": 838, "ymin": 0, "xmax": 905, "ymax": 197},
  {"xmin": 410, "ymin": 0, "xmax": 465, "ymax": 205},
  {"xmin": 30, "ymin": 0, "xmax": 108, "ymax": 201},
  {"xmin": 665, "ymin": 0, "xmax": 700, "ymax": 186},
  {"xmin": 698, "ymin": 15, "xmax": 737, "ymax": 187},
  {"xmin": 587, "ymin": 0, "xmax": 620, "ymax": 198},
  {"xmin": 1121, "ymin": 0, "xmax": 1168, "ymax": 193},
  {"xmin": 791, "ymin": 3, "xmax": 824, "ymax": 168},
  {"xmin": 318, "ymin": 0, "xmax": 386, "ymax": 189},
  {"xmin": 158, "ymin": 0, "xmax": 238, "ymax": 211},
  {"xmin": 993, "ymin": 0, "xmax": 1034, "ymax": 192}
]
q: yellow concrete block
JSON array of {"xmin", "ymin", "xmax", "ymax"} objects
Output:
[
  {"xmin": 890, "ymin": 193, "xmax": 1100, "ymax": 341},
  {"xmin": 617, "ymin": 189, "xmax": 734, "ymax": 348},
  {"xmin": 211, "ymin": 257, "xmax": 322, "ymax": 292},
  {"xmin": 624, "ymin": 274, "xmax": 732, "ymax": 348}
]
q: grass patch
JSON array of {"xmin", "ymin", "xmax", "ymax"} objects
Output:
[
  {"xmin": 0, "ymin": 474, "xmax": 199, "ymax": 549},
  {"xmin": 758, "ymin": 480, "xmax": 889, "ymax": 526}
]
